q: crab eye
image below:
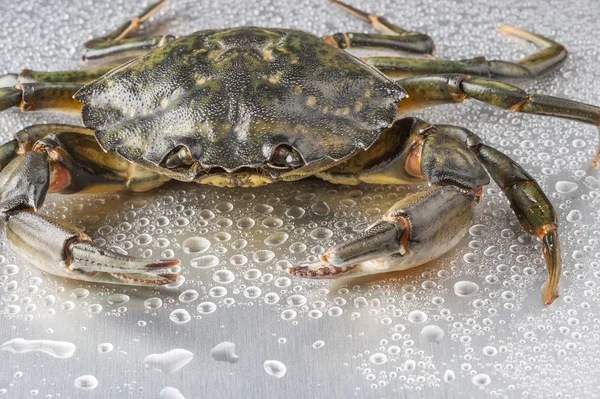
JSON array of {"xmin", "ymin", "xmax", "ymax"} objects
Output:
[
  {"xmin": 268, "ymin": 144, "xmax": 303, "ymax": 169},
  {"xmin": 164, "ymin": 146, "xmax": 194, "ymax": 169}
]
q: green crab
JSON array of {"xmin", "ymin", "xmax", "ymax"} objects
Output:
[{"xmin": 1, "ymin": 0, "xmax": 599, "ymax": 303}]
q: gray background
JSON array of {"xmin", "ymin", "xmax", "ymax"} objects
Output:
[{"xmin": 1, "ymin": 0, "xmax": 599, "ymax": 398}]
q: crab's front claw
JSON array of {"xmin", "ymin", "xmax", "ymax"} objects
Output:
[
  {"xmin": 290, "ymin": 187, "xmax": 477, "ymax": 281},
  {"xmin": 288, "ymin": 220, "xmax": 405, "ymax": 278},
  {"xmin": 3, "ymin": 211, "xmax": 179, "ymax": 286}
]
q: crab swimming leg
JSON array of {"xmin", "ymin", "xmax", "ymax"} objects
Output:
[
  {"xmin": 81, "ymin": 0, "xmax": 176, "ymax": 64},
  {"xmin": 324, "ymin": 0, "xmax": 435, "ymax": 55},
  {"xmin": 289, "ymin": 117, "xmax": 562, "ymax": 304},
  {"xmin": 397, "ymin": 73, "xmax": 600, "ymax": 166},
  {"xmin": 364, "ymin": 26, "xmax": 566, "ymax": 81},
  {"xmin": 0, "ymin": 128, "xmax": 176, "ymax": 286}
]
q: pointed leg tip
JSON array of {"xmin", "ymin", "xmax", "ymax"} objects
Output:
[
  {"xmin": 542, "ymin": 287, "xmax": 559, "ymax": 305},
  {"xmin": 495, "ymin": 25, "xmax": 527, "ymax": 36}
]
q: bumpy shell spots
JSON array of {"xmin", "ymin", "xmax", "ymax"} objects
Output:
[{"xmin": 75, "ymin": 27, "xmax": 405, "ymax": 179}]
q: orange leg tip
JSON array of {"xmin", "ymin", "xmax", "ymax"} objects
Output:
[
  {"xmin": 541, "ymin": 281, "xmax": 559, "ymax": 305},
  {"xmin": 540, "ymin": 229, "xmax": 561, "ymax": 305}
]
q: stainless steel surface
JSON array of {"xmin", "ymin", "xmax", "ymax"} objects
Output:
[{"xmin": 1, "ymin": 0, "xmax": 599, "ymax": 398}]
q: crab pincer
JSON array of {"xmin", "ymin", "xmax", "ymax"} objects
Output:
[{"xmin": 0, "ymin": 133, "xmax": 178, "ymax": 286}]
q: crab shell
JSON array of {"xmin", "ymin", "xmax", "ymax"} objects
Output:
[{"xmin": 75, "ymin": 27, "xmax": 406, "ymax": 184}]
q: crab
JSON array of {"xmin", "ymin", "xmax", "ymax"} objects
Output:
[{"xmin": 0, "ymin": 0, "xmax": 599, "ymax": 304}]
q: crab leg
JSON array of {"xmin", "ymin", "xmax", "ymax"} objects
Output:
[
  {"xmin": 325, "ymin": 0, "xmax": 434, "ymax": 55},
  {"xmin": 438, "ymin": 124, "xmax": 561, "ymax": 304},
  {"xmin": 290, "ymin": 117, "xmax": 562, "ymax": 304},
  {"xmin": 82, "ymin": 0, "xmax": 176, "ymax": 63},
  {"xmin": 290, "ymin": 187, "xmax": 476, "ymax": 279},
  {"xmin": 0, "ymin": 124, "xmax": 93, "ymax": 172},
  {"xmin": 0, "ymin": 65, "xmax": 122, "ymax": 113},
  {"xmin": 398, "ymin": 73, "xmax": 600, "ymax": 166},
  {"xmin": 365, "ymin": 26, "xmax": 566, "ymax": 81},
  {"xmin": 291, "ymin": 117, "xmax": 488, "ymax": 278},
  {"xmin": 0, "ymin": 128, "xmax": 175, "ymax": 286}
]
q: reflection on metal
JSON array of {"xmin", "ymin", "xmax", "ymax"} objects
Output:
[{"xmin": 0, "ymin": 0, "xmax": 599, "ymax": 398}]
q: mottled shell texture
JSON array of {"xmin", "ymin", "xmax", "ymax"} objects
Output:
[{"xmin": 76, "ymin": 27, "xmax": 405, "ymax": 180}]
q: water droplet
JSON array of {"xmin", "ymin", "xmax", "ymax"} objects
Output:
[
  {"xmin": 285, "ymin": 206, "xmax": 305, "ymax": 219},
  {"xmin": 144, "ymin": 349, "xmax": 194, "ymax": 374},
  {"xmin": 566, "ymin": 210, "xmax": 582, "ymax": 222},
  {"xmin": 74, "ymin": 375, "xmax": 98, "ymax": 390},
  {"xmin": 469, "ymin": 224, "xmax": 488, "ymax": 236},
  {"xmin": 263, "ymin": 360, "xmax": 287, "ymax": 378},
  {"xmin": 287, "ymin": 295, "xmax": 307, "ymax": 307},
  {"xmin": 2, "ymin": 264, "xmax": 19, "ymax": 275},
  {"xmin": 97, "ymin": 343, "xmax": 113, "ymax": 353},
  {"xmin": 209, "ymin": 287, "xmax": 227, "ymax": 298},
  {"xmin": 237, "ymin": 217, "xmax": 255, "ymax": 229},
  {"xmin": 404, "ymin": 359, "xmax": 416, "ymax": 371},
  {"xmin": 70, "ymin": 288, "xmax": 89, "ymax": 299},
  {"xmin": 264, "ymin": 293, "xmax": 280, "ymax": 304},
  {"xmin": 281, "ymin": 309, "xmax": 297, "ymax": 320},
  {"xmin": 169, "ymin": 309, "xmax": 191, "ymax": 324},
  {"xmin": 159, "ymin": 387, "xmax": 186, "ymax": 399},
  {"xmin": 108, "ymin": 293, "xmax": 130, "ymax": 305},
  {"xmin": 311, "ymin": 201, "xmax": 330, "ymax": 215},
  {"xmin": 253, "ymin": 250, "xmax": 275, "ymax": 263},
  {"xmin": 244, "ymin": 269, "xmax": 261, "ymax": 280},
  {"xmin": 197, "ymin": 302, "xmax": 217, "ymax": 314},
  {"xmin": 191, "ymin": 255, "xmax": 220, "ymax": 269},
  {"xmin": 309, "ymin": 227, "xmax": 333, "ymax": 240},
  {"xmin": 253, "ymin": 204, "xmax": 273, "ymax": 214},
  {"xmin": 183, "ymin": 237, "xmax": 210, "ymax": 254},
  {"xmin": 262, "ymin": 217, "xmax": 283, "ymax": 229},
  {"xmin": 454, "ymin": 281, "xmax": 479, "ymax": 297},
  {"xmin": 179, "ymin": 290, "xmax": 199, "ymax": 302},
  {"xmin": 243, "ymin": 287, "xmax": 262, "ymax": 299},
  {"xmin": 312, "ymin": 340, "xmax": 325, "ymax": 349},
  {"xmin": 144, "ymin": 298, "xmax": 163, "ymax": 309},
  {"xmin": 472, "ymin": 373, "xmax": 491, "ymax": 386},
  {"xmin": 210, "ymin": 342, "xmax": 240, "ymax": 363},
  {"xmin": 407, "ymin": 310, "xmax": 428, "ymax": 323},
  {"xmin": 264, "ymin": 232, "xmax": 289, "ymax": 246},
  {"xmin": 443, "ymin": 370, "xmax": 456, "ymax": 383},
  {"xmin": 135, "ymin": 233, "xmax": 153, "ymax": 245},
  {"xmin": 555, "ymin": 181, "xmax": 578, "ymax": 193},
  {"xmin": 212, "ymin": 270, "xmax": 235, "ymax": 284},
  {"xmin": 420, "ymin": 325, "xmax": 444, "ymax": 342},
  {"xmin": 1, "ymin": 338, "xmax": 76, "ymax": 358},
  {"xmin": 369, "ymin": 353, "xmax": 388, "ymax": 364},
  {"xmin": 229, "ymin": 254, "xmax": 248, "ymax": 266},
  {"xmin": 215, "ymin": 202, "xmax": 233, "ymax": 213},
  {"xmin": 483, "ymin": 346, "xmax": 498, "ymax": 356},
  {"xmin": 327, "ymin": 307, "xmax": 343, "ymax": 316}
]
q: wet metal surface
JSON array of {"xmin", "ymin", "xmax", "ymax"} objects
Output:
[{"xmin": 1, "ymin": 0, "xmax": 599, "ymax": 398}]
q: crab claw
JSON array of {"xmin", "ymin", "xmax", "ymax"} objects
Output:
[
  {"xmin": 289, "ymin": 187, "xmax": 477, "ymax": 281},
  {"xmin": 288, "ymin": 220, "xmax": 406, "ymax": 279},
  {"xmin": 4, "ymin": 211, "xmax": 179, "ymax": 286}
]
